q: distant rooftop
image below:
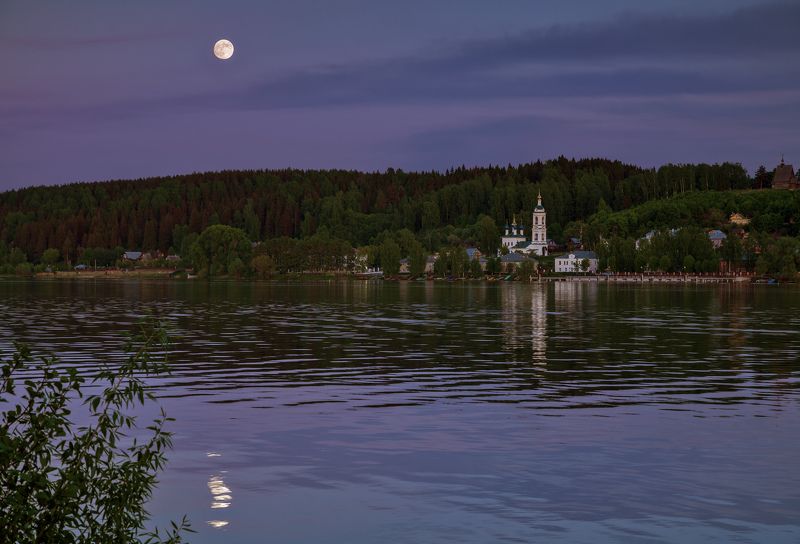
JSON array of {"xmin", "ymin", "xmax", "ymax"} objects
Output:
[
  {"xmin": 501, "ymin": 253, "xmax": 533, "ymax": 263},
  {"xmin": 707, "ymin": 230, "xmax": 727, "ymax": 240},
  {"xmin": 729, "ymin": 213, "xmax": 750, "ymax": 226},
  {"xmin": 773, "ymin": 158, "xmax": 797, "ymax": 185},
  {"xmin": 562, "ymin": 251, "xmax": 597, "ymax": 260}
]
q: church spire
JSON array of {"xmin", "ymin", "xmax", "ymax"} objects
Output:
[{"xmin": 537, "ymin": 192, "xmax": 542, "ymax": 207}]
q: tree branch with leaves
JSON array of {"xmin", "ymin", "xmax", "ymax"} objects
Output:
[{"xmin": 0, "ymin": 320, "xmax": 192, "ymax": 544}]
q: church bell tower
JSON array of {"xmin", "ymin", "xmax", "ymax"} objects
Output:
[{"xmin": 531, "ymin": 192, "xmax": 547, "ymax": 256}]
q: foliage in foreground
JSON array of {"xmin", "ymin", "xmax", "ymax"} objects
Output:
[{"xmin": 0, "ymin": 321, "xmax": 191, "ymax": 543}]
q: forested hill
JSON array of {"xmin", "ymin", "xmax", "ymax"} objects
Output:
[{"xmin": 1, "ymin": 158, "xmax": 751, "ymax": 263}]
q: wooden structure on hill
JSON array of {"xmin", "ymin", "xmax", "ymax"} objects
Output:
[{"xmin": 773, "ymin": 157, "xmax": 799, "ymax": 190}]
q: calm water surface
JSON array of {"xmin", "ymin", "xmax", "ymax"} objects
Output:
[{"xmin": 1, "ymin": 280, "xmax": 799, "ymax": 543}]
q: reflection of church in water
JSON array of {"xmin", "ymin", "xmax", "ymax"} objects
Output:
[
  {"xmin": 501, "ymin": 285, "xmax": 548, "ymax": 365},
  {"xmin": 501, "ymin": 282, "xmax": 597, "ymax": 365}
]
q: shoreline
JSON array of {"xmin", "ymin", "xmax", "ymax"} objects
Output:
[{"xmin": 0, "ymin": 270, "xmax": 779, "ymax": 285}]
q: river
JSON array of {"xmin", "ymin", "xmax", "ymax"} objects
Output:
[{"xmin": 1, "ymin": 280, "xmax": 798, "ymax": 543}]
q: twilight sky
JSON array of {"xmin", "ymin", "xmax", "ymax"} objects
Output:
[{"xmin": 1, "ymin": 0, "xmax": 799, "ymax": 189}]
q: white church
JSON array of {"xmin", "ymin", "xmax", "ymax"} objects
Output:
[{"xmin": 500, "ymin": 193, "xmax": 548, "ymax": 256}]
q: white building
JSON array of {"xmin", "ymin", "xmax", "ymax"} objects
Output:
[
  {"xmin": 500, "ymin": 193, "xmax": 549, "ymax": 256},
  {"xmin": 555, "ymin": 251, "xmax": 599, "ymax": 273},
  {"xmin": 501, "ymin": 215, "xmax": 526, "ymax": 252}
]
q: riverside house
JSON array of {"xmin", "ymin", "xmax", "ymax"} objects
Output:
[
  {"xmin": 500, "ymin": 252, "xmax": 535, "ymax": 272},
  {"xmin": 123, "ymin": 251, "xmax": 143, "ymax": 262},
  {"xmin": 555, "ymin": 251, "xmax": 599, "ymax": 273}
]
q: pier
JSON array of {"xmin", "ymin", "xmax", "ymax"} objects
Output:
[{"xmin": 541, "ymin": 274, "xmax": 754, "ymax": 284}]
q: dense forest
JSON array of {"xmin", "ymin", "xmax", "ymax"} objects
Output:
[
  {"xmin": 585, "ymin": 190, "xmax": 800, "ymax": 277},
  {"xmin": 0, "ymin": 157, "xmax": 757, "ymax": 274}
]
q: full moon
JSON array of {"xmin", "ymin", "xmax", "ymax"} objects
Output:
[{"xmin": 213, "ymin": 39, "xmax": 234, "ymax": 60}]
